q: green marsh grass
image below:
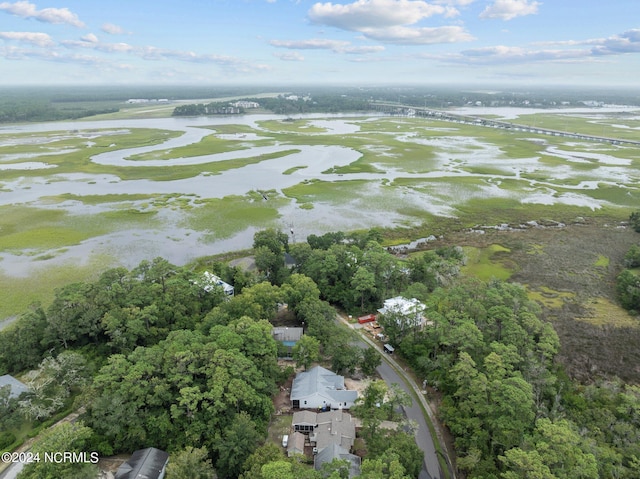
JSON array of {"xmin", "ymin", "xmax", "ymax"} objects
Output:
[
  {"xmin": 0, "ymin": 254, "xmax": 114, "ymax": 319},
  {"xmin": 462, "ymin": 244, "xmax": 514, "ymax": 281},
  {"xmin": 182, "ymin": 191, "xmax": 290, "ymax": 240}
]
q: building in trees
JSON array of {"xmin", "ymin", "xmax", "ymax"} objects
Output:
[
  {"xmin": 115, "ymin": 447, "xmax": 169, "ymax": 479},
  {"xmin": 287, "ymin": 431, "xmax": 306, "ymax": 457},
  {"xmin": 0, "ymin": 374, "xmax": 30, "ymax": 399},
  {"xmin": 314, "ymin": 443, "xmax": 361, "ymax": 478},
  {"xmin": 272, "ymin": 326, "xmax": 304, "ymax": 358},
  {"xmin": 199, "ymin": 271, "xmax": 234, "ymax": 296},
  {"xmin": 290, "ymin": 366, "xmax": 358, "ymax": 410},
  {"xmin": 378, "ymin": 296, "xmax": 429, "ymax": 329}
]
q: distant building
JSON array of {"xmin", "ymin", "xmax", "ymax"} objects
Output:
[
  {"xmin": 231, "ymin": 100, "xmax": 260, "ymax": 109},
  {"xmin": 290, "ymin": 366, "xmax": 358, "ymax": 410},
  {"xmin": 0, "ymin": 374, "xmax": 29, "ymax": 399},
  {"xmin": 115, "ymin": 447, "xmax": 169, "ymax": 479},
  {"xmin": 199, "ymin": 271, "xmax": 234, "ymax": 296}
]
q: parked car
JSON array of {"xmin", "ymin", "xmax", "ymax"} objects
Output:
[{"xmin": 282, "ymin": 434, "xmax": 289, "ymax": 447}]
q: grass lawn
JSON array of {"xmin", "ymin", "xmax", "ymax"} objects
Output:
[{"xmin": 267, "ymin": 414, "xmax": 292, "ymax": 447}]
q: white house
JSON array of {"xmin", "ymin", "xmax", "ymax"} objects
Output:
[
  {"xmin": 377, "ymin": 296, "xmax": 428, "ymax": 329},
  {"xmin": 290, "ymin": 366, "xmax": 357, "ymax": 410},
  {"xmin": 199, "ymin": 271, "xmax": 234, "ymax": 296}
]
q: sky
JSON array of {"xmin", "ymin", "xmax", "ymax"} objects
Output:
[{"xmin": 0, "ymin": 0, "xmax": 639, "ymax": 87}]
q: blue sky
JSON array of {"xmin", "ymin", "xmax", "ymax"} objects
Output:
[{"xmin": 0, "ymin": 0, "xmax": 638, "ymax": 86}]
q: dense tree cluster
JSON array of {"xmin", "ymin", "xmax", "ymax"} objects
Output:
[
  {"xmin": 384, "ymin": 275, "xmax": 640, "ymax": 478},
  {"xmin": 0, "ymin": 99, "xmax": 117, "ymax": 123},
  {"xmin": 616, "ymin": 215, "xmax": 640, "ymax": 311},
  {"xmin": 288, "ymin": 230, "xmax": 463, "ymax": 314},
  {"xmin": 3, "ymin": 226, "xmax": 640, "ymax": 478},
  {"xmin": 0, "ymin": 257, "xmax": 228, "ymax": 374}
]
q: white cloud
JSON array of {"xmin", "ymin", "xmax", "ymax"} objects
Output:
[
  {"xmin": 0, "ymin": 1, "xmax": 85, "ymax": 27},
  {"xmin": 0, "ymin": 30, "xmax": 53, "ymax": 46},
  {"xmin": 101, "ymin": 23, "xmax": 125, "ymax": 35},
  {"xmin": 62, "ymin": 38, "xmax": 134, "ymax": 53},
  {"xmin": 274, "ymin": 51, "xmax": 305, "ymax": 61},
  {"xmin": 81, "ymin": 33, "xmax": 98, "ymax": 43},
  {"xmin": 532, "ymin": 29, "xmax": 640, "ymax": 55},
  {"xmin": 309, "ymin": 0, "xmax": 447, "ymax": 30},
  {"xmin": 270, "ymin": 38, "xmax": 385, "ymax": 54},
  {"xmin": 361, "ymin": 25, "xmax": 474, "ymax": 44},
  {"xmin": 271, "ymin": 38, "xmax": 351, "ymax": 50},
  {"xmin": 434, "ymin": 0, "xmax": 475, "ymax": 5},
  {"xmin": 592, "ymin": 29, "xmax": 640, "ymax": 55},
  {"xmin": 457, "ymin": 45, "xmax": 586, "ymax": 63},
  {"xmin": 480, "ymin": 0, "xmax": 540, "ymax": 21},
  {"xmin": 308, "ymin": 0, "xmax": 472, "ymax": 45}
]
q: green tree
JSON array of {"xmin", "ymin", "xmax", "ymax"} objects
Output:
[
  {"xmin": 360, "ymin": 451, "xmax": 412, "ymax": 479},
  {"xmin": 629, "ymin": 211, "xmax": 640, "ymax": 233},
  {"xmin": 0, "ymin": 305, "xmax": 47, "ymax": 373},
  {"xmin": 616, "ymin": 269, "xmax": 640, "ymax": 310},
  {"xmin": 360, "ymin": 347, "xmax": 382, "ymax": 377},
  {"xmin": 352, "ymin": 266, "xmax": 377, "ymax": 311},
  {"xmin": 166, "ymin": 446, "xmax": 217, "ymax": 479},
  {"xmin": 215, "ymin": 412, "xmax": 259, "ymax": 479},
  {"xmin": 239, "ymin": 443, "xmax": 284, "ymax": 479},
  {"xmin": 19, "ymin": 352, "xmax": 88, "ymax": 421},
  {"xmin": 18, "ymin": 421, "xmax": 98, "ymax": 479},
  {"xmin": 500, "ymin": 448, "xmax": 557, "ymax": 479},
  {"xmin": 282, "ymin": 273, "xmax": 321, "ymax": 312},
  {"xmin": 352, "ymin": 380, "xmax": 390, "ymax": 440},
  {"xmin": 624, "ymin": 244, "xmax": 640, "ymax": 268},
  {"xmin": 253, "ymin": 229, "xmax": 289, "ymax": 283},
  {"xmin": 292, "ymin": 335, "xmax": 320, "ymax": 370}
]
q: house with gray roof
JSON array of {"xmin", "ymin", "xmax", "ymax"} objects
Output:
[
  {"xmin": 0, "ymin": 374, "xmax": 29, "ymax": 399},
  {"xmin": 290, "ymin": 366, "xmax": 357, "ymax": 410},
  {"xmin": 115, "ymin": 447, "xmax": 169, "ymax": 479},
  {"xmin": 314, "ymin": 443, "xmax": 361, "ymax": 478},
  {"xmin": 309, "ymin": 409, "xmax": 356, "ymax": 452},
  {"xmin": 293, "ymin": 409, "xmax": 356, "ymax": 450},
  {"xmin": 287, "ymin": 431, "xmax": 306, "ymax": 457}
]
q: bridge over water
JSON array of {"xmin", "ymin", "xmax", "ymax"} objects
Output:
[{"xmin": 370, "ymin": 102, "xmax": 640, "ymax": 147}]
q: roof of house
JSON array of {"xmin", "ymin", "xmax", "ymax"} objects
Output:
[
  {"xmin": 199, "ymin": 271, "xmax": 234, "ymax": 295},
  {"xmin": 377, "ymin": 296, "xmax": 425, "ymax": 316},
  {"xmin": 0, "ymin": 374, "xmax": 29, "ymax": 399},
  {"xmin": 291, "ymin": 366, "xmax": 358, "ymax": 406},
  {"xmin": 287, "ymin": 431, "xmax": 306, "ymax": 456},
  {"xmin": 115, "ymin": 447, "xmax": 169, "ymax": 479},
  {"xmin": 272, "ymin": 327, "xmax": 303, "ymax": 343},
  {"xmin": 312, "ymin": 410, "xmax": 356, "ymax": 451},
  {"xmin": 314, "ymin": 443, "xmax": 361, "ymax": 478},
  {"xmin": 292, "ymin": 410, "xmax": 318, "ymax": 427}
]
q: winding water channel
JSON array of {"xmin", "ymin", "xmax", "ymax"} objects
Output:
[{"xmin": 1, "ymin": 108, "xmax": 639, "ymax": 276}]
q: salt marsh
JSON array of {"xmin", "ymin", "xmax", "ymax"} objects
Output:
[{"xmin": 1, "ymin": 108, "xmax": 640, "ymax": 316}]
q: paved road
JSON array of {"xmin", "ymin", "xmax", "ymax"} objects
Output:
[
  {"xmin": 376, "ymin": 357, "xmax": 440, "ymax": 479},
  {"xmin": 341, "ymin": 317, "xmax": 447, "ymax": 479}
]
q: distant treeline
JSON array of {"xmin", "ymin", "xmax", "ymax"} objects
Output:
[
  {"xmin": 172, "ymin": 94, "xmax": 371, "ymax": 116},
  {"xmin": 0, "ymin": 100, "xmax": 117, "ymax": 123}
]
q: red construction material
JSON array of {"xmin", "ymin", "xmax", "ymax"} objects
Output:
[{"xmin": 358, "ymin": 314, "xmax": 376, "ymax": 324}]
